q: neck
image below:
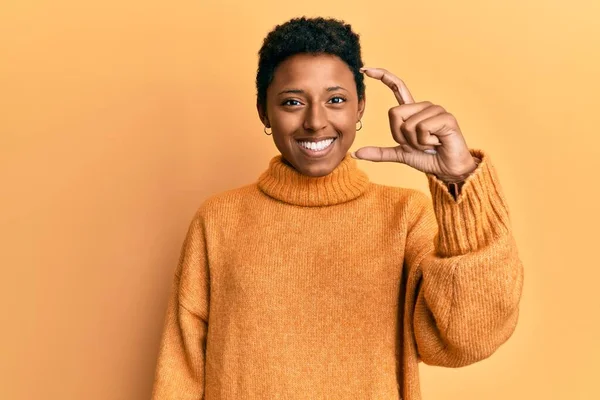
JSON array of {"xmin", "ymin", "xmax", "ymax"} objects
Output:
[{"xmin": 257, "ymin": 153, "xmax": 370, "ymax": 207}]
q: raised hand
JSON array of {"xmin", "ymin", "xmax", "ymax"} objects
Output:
[{"xmin": 352, "ymin": 67, "xmax": 478, "ymax": 181}]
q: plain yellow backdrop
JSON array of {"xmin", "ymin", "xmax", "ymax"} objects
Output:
[{"xmin": 1, "ymin": 0, "xmax": 599, "ymax": 399}]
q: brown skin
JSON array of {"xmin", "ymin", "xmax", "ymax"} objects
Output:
[
  {"xmin": 257, "ymin": 53, "xmax": 366, "ymax": 177},
  {"xmin": 353, "ymin": 67, "xmax": 478, "ymax": 181},
  {"xmin": 256, "ymin": 56, "xmax": 477, "ymax": 181}
]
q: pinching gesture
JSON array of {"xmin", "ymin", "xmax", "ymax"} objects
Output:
[{"xmin": 352, "ymin": 67, "xmax": 478, "ymax": 182}]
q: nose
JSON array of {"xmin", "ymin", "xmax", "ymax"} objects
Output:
[{"xmin": 303, "ymin": 103, "xmax": 328, "ymax": 132}]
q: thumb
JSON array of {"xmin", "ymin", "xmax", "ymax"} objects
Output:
[{"xmin": 351, "ymin": 146, "xmax": 405, "ymax": 163}]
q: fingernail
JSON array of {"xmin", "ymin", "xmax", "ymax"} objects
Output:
[
  {"xmin": 359, "ymin": 67, "xmax": 368, "ymax": 73},
  {"xmin": 350, "ymin": 151, "xmax": 358, "ymax": 159},
  {"xmin": 424, "ymin": 149, "xmax": 437, "ymax": 155}
]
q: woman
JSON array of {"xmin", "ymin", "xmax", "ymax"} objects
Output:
[{"xmin": 151, "ymin": 16, "xmax": 524, "ymax": 400}]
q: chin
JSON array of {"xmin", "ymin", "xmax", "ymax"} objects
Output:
[
  {"xmin": 277, "ymin": 137, "xmax": 351, "ymax": 176},
  {"xmin": 288, "ymin": 151, "xmax": 345, "ymax": 177}
]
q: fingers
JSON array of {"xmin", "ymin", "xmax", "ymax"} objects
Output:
[
  {"xmin": 353, "ymin": 146, "xmax": 405, "ymax": 163},
  {"xmin": 388, "ymin": 102, "xmax": 430, "ymax": 146},
  {"xmin": 359, "ymin": 67, "xmax": 459, "ymax": 160},
  {"xmin": 401, "ymin": 104, "xmax": 446, "ymax": 150},
  {"xmin": 360, "ymin": 67, "xmax": 415, "ymax": 105},
  {"xmin": 388, "ymin": 102, "xmax": 443, "ymax": 150}
]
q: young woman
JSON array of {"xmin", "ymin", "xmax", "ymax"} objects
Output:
[{"xmin": 151, "ymin": 16, "xmax": 524, "ymax": 400}]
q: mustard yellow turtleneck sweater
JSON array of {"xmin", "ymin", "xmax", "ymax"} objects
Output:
[{"xmin": 151, "ymin": 149, "xmax": 524, "ymax": 400}]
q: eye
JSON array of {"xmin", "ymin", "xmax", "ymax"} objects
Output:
[
  {"xmin": 282, "ymin": 99, "xmax": 302, "ymax": 106},
  {"xmin": 328, "ymin": 96, "xmax": 347, "ymax": 104}
]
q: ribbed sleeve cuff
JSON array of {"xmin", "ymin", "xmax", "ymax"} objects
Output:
[{"xmin": 425, "ymin": 149, "xmax": 512, "ymax": 257}]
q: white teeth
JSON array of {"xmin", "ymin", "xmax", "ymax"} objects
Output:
[{"xmin": 298, "ymin": 138, "xmax": 335, "ymax": 151}]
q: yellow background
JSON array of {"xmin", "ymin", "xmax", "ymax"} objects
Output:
[{"xmin": 1, "ymin": 0, "xmax": 598, "ymax": 398}]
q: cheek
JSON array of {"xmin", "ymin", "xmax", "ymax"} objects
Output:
[
  {"xmin": 331, "ymin": 110, "xmax": 357, "ymax": 131},
  {"xmin": 270, "ymin": 106, "xmax": 355, "ymax": 133},
  {"xmin": 271, "ymin": 112, "xmax": 301, "ymax": 133}
]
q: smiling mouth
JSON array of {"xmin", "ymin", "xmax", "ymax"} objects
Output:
[{"xmin": 295, "ymin": 137, "xmax": 337, "ymax": 153}]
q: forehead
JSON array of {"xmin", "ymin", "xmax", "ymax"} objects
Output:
[{"xmin": 270, "ymin": 53, "xmax": 355, "ymax": 89}]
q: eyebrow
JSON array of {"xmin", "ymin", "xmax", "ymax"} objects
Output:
[{"xmin": 277, "ymin": 86, "xmax": 348, "ymax": 95}]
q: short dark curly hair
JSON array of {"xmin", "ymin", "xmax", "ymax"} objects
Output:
[{"xmin": 256, "ymin": 16, "xmax": 365, "ymax": 110}]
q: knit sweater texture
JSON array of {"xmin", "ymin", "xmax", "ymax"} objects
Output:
[{"xmin": 151, "ymin": 148, "xmax": 524, "ymax": 400}]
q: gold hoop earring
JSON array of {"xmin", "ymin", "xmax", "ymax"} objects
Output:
[
  {"xmin": 264, "ymin": 126, "xmax": 272, "ymax": 135},
  {"xmin": 356, "ymin": 120, "xmax": 363, "ymax": 131}
]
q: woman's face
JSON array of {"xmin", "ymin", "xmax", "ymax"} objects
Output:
[{"xmin": 258, "ymin": 53, "xmax": 366, "ymax": 177}]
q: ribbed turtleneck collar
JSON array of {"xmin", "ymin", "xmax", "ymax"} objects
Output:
[{"xmin": 257, "ymin": 153, "xmax": 370, "ymax": 207}]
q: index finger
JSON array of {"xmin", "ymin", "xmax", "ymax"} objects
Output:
[{"xmin": 360, "ymin": 67, "xmax": 415, "ymax": 105}]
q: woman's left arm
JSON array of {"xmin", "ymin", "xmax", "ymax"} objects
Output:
[
  {"xmin": 352, "ymin": 67, "xmax": 524, "ymax": 367},
  {"xmin": 404, "ymin": 149, "xmax": 524, "ymax": 367}
]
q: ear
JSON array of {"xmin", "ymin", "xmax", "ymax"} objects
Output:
[
  {"xmin": 357, "ymin": 92, "xmax": 366, "ymax": 121},
  {"xmin": 256, "ymin": 100, "xmax": 270, "ymax": 127}
]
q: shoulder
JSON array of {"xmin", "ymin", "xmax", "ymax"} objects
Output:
[
  {"xmin": 201, "ymin": 183, "xmax": 257, "ymax": 209},
  {"xmin": 363, "ymin": 182, "xmax": 434, "ymax": 228},
  {"xmin": 366, "ymin": 181, "xmax": 431, "ymax": 209},
  {"xmin": 190, "ymin": 183, "xmax": 262, "ymax": 222}
]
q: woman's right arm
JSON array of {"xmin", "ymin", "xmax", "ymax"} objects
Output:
[{"xmin": 151, "ymin": 213, "xmax": 210, "ymax": 399}]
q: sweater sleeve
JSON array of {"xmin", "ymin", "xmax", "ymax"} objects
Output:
[
  {"xmin": 151, "ymin": 212, "xmax": 210, "ymax": 399},
  {"xmin": 403, "ymin": 149, "xmax": 524, "ymax": 368}
]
